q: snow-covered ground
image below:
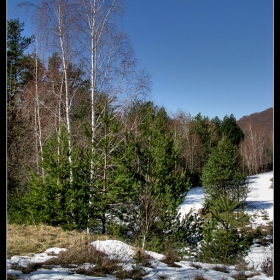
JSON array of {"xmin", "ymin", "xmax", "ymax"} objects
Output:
[
  {"xmin": 7, "ymin": 171, "xmax": 273, "ymax": 279},
  {"xmin": 244, "ymin": 172, "xmax": 273, "ymax": 225},
  {"xmin": 179, "ymin": 171, "xmax": 273, "ymax": 225}
]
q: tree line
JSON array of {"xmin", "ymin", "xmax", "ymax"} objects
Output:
[{"xmin": 7, "ymin": 0, "xmax": 273, "ymax": 263}]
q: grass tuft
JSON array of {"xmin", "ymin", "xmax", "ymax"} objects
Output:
[
  {"xmin": 231, "ymin": 271, "xmax": 248, "ymax": 280},
  {"xmin": 261, "ymin": 247, "xmax": 273, "ymax": 277},
  {"xmin": 211, "ymin": 264, "xmax": 228, "ymax": 273},
  {"xmin": 133, "ymin": 249, "xmax": 154, "ymax": 268},
  {"xmin": 7, "ymin": 224, "xmax": 100, "ymax": 259},
  {"xmin": 193, "ymin": 273, "xmax": 209, "ymax": 280},
  {"xmin": 7, "ymin": 223, "xmax": 148, "ymax": 279},
  {"xmin": 161, "ymin": 244, "xmax": 181, "ymax": 267},
  {"xmin": 190, "ymin": 263, "xmax": 203, "ymax": 269}
]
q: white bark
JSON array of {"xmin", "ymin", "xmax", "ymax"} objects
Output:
[
  {"xmin": 55, "ymin": 1, "xmax": 73, "ymax": 182},
  {"xmin": 34, "ymin": 49, "xmax": 44, "ymax": 176},
  {"xmin": 76, "ymin": 0, "xmax": 150, "ymax": 233}
]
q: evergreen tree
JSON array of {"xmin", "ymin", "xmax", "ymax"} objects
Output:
[
  {"xmin": 7, "ymin": 18, "xmax": 35, "ymax": 201},
  {"xmin": 173, "ymin": 209, "xmax": 204, "ymax": 251},
  {"xmin": 201, "ymin": 137, "xmax": 248, "ymax": 206},
  {"xmin": 118, "ymin": 102, "xmax": 191, "ymax": 251},
  {"xmin": 7, "ymin": 18, "xmax": 34, "ymax": 120},
  {"xmin": 186, "ymin": 113, "xmax": 219, "ymax": 185},
  {"xmin": 88, "ymin": 98, "xmax": 127, "ymax": 234},
  {"xmin": 198, "ymin": 137, "xmax": 250, "ymax": 264},
  {"xmin": 191, "ymin": 113, "xmax": 213, "ymax": 154},
  {"xmin": 220, "ymin": 114, "xmax": 244, "ymax": 146},
  {"xmin": 197, "ymin": 195, "xmax": 251, "ymax": 265},
  {"xmin": 8, "ymin": 125, "xmax": 93, "ymax": 230}
]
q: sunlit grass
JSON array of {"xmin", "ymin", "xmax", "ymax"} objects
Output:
[{"xmin": 7, "ymin": 223, "xmax": 108, "ymax": 259}]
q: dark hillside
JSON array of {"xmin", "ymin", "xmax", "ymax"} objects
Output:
[
  {"xmin": 237, "ymin": 107, "xmax": 273, "ymax": 136},
  {"xmin": 237, "ymin": 107, "xmax": 273, "ymax": 174}
]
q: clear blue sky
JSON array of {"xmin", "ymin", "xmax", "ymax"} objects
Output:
[{"xmin": 7, "ymin": 0, "xmax": 274, "ymax": 120}]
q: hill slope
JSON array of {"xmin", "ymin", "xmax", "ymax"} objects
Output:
[{"xmin": 237, "ymin": 107, "xmax": 273, "ymax": 136}]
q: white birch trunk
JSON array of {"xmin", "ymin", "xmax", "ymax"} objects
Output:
[
  {"xmin": 34, "ymin": 49, "xmax": 45, "ymax": 177},
  {"xmin": 56, "ymin": 2, "xmax": 73, "ymax": 183}
]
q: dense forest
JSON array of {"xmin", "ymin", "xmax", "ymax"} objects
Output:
[
  {"xmin": 237, "ymin": 107, "xmax": 273, "ymax": 175},
  {"xmin": 7, "ymin": 0, "xmax": 273, "ymax": 263}
]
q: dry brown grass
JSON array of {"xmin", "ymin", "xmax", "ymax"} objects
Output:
[
  {"xmin": 7, "ymin": 223, "xmax": 107, "ymax": 259},
  {"xmin": 193, "ymin": 273, "xmax": 209, "ymax": 280},
  {"xmin": 261, "ymin": 246, "xmax": 273, "ymax": 277},
  {"xmin": 7, "ymin": 223, "xmax": 273, "ymax": 279},
  {"xmin": 231, "ymin": 267, "xmax": 261, "ymax": 279},
  {"xmin": 44, "ymin": 242, "xmax": 122, "ymax": 277},
  {"xmin": 161, "ymin": 245, "xmax": 181, "ymax": 267},
  {"xmin": 7, "ymin": 223, "xmax": 148, "ymax": 279},
  {"xmin": 133, "ymin": 249, "xmax": 155, "ymax": 268},
  {"xmin": 189, "ymin": 262, "xmax": 203, "ymax": 269},
  {"xmin": 234, "ymin": 259, "xmax": 250, "ymax": 272},
  {"xmin": 211, "ymin": 265, "xmax": 229, "ymax": 273},
  {"xmin": 231, "ymin": 271, "xmax": 248, "ymax": 280}
]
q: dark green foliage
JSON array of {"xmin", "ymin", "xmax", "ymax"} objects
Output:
[
  {"xmin": 7, "ymin": 18, "xmax": 35, "ymax": 201},
  {"xmin": 220, "ymin": 114, "xmax": 244, "ymax": 146},
  {"xmin": 7, "ymin": 118, "xmax": 32, "ymax": 197},
  {"xmin": 175, "ymin": 210, "xmax": 204, "ymax": 249},
  {"xmin": 86, "ymin": 99, "xmax": 129, "ymax": 234},
  {"xmin": 211, "ymin": 114, "xmax": 244, "ymax": 148},
  {"xmin": 201, "ymin": 138, "xmax": 248, "ymax": 205},
  {"xmin": 7, "ymin": 18, "xmax": 34, "ymax": 119},
  {"xmin": 198, "ymin": 226, "xmax": 250, "ymax": 265},
  {"xmin": 156, "ymin": 209, "xmax": 205, "ymax": 257},
  {"xmin": 184, "ymin": 113, "xmax": 220, "ymax": 185},
  {"xmin": 198, "ymin": 135, "xmax": 250, "ymax": 264},
  {"xmin": 116, "ymin": 102, "xmax": 191, "ymax": 251},
  {"xmin": 197, "ymin": 196, "xmax": 251, "ymax": 265},
  {"xmin": 191, "ymin": 113, "xmax": 213, "ymax": 154},
  {"xmin": 174, "ymin": 113, "xmax": 244, "ymax": 187},
  {"xmin": 8, "ymin": 125, "xmax": 93, "ymax": 230}
]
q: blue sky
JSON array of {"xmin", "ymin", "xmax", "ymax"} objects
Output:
[{"xmin": 7, "ymin": 0, "xmax": 273, "ymax": 120}]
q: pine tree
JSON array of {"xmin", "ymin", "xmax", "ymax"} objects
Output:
[
  {"xmin": 8, "ymin": 125, "xmax": 94, "ymax": 230},
  {"xmin": 118, "ymin": 102, "xmax": 191, "ymax": 251},
  {"xmin": 198, "ymin": 136, "xmax": 250, "ymax": 265},
  {"xmin": 201, "ymin": 138, "xmax": 248, "ymax": 206},
  {"xmin": 197, "ymin": 195, "xmax": 251, "ymax": 265},
  {"xmin": 219, "ymin": 114, "xmax": 244, "ymax": 146},
  {"xmin": 7, "ymin": 18, "xmax": 35, "ymax": 202},
  {"xmin": 7, "ymin": 18, "xmax": 34, "ymax": 120},
  {"xmin": 88, "ymin": 99, "xmax": 127, "ymax": 234},
  {"xmin": 186, "ymin": 113, "xmax": 219, "ymax": 185}
]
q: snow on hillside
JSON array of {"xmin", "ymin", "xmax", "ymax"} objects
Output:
[
  {"xmin": 179, "ymin": 171, "xmax": 273, "ymax": 226},
  {"xmin": 244, "ymin": 172, "xmax": 273, "ymax": 225}
]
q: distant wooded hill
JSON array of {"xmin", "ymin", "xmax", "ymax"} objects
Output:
[{"xmin": 237, "ymin": 107, "xmax": 273, "ymax": 137}]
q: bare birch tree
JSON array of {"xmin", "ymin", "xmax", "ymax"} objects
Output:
[
  {"xmin": 21, "ymin": 49, "xmax": 46, "ymax": 176},
  {"xmin": 21, "ymin": 0, "xmax": 82, "ymax": 183},
  {"xmin": 16, "ymin": 0, "xmax": 151, "ymax": 231},
  {"xmin": 69, "ymin": 0, "xmax": 150, "ymax": 232},
  {"xmin": 75, "ymin": 0, "xmax": 150, "ymax": 178},
  {"xmin": 240, "ymin": 124, "xmax": 272, "ymax": 175}
]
